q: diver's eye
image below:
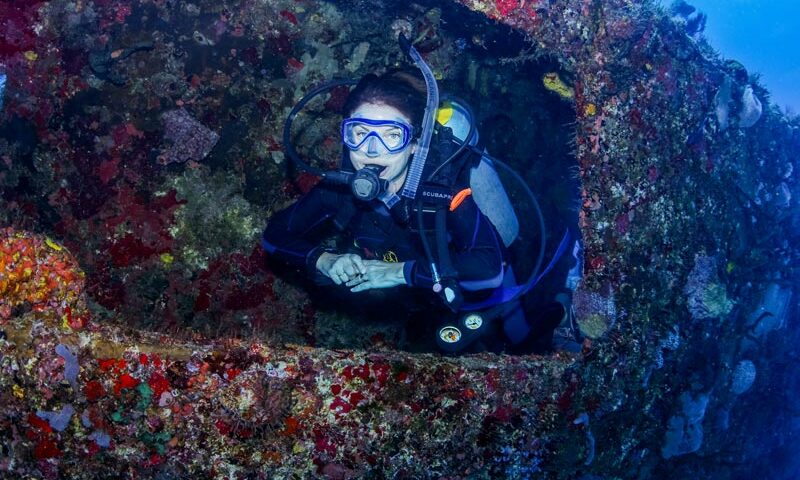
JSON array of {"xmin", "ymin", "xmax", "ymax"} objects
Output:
[
  {"xmin": 354, "ymin": 130, "xmax": 367, "ymax": 139},
  {"xmin": 387, "ymin": 132, "xmax": 401, "ymax": 140}
]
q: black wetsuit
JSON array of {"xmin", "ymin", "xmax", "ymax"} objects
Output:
[
  {"xmin": 261, "ymin": 151, "xmax": 566, "ymax": 353},
  {"xmin": 261, "ymin": 183, "xmax": 505, "ymax": 294}
]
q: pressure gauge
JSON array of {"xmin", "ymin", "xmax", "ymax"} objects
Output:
[
  {"xmin": 463, "ymin": 313, "xmax": 483, "ymax": 330},
  {"xmin": 438, "ymin": 326, "xmax": 462, "ymax": 343}
]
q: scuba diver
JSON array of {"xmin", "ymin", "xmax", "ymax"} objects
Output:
[{"xmin": 262, "ymin": 35, "xmax": 577, "ymax": 354}]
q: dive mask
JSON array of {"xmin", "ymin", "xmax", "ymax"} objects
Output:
[{"xmin": 341, "ymin": 118, "xmax": 414, "ymax": 154}]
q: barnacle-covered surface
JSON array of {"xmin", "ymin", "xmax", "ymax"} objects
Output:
[
  {"xmin": 0, "ymin": 231, "xmax": 572, "ymax": 478},
  {"xmin": 1, "ymin": 0, "xmax": 799, "ymax": 478}
]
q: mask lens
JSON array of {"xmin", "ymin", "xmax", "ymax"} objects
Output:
[
  {"xmin": 379, "ymin": 127, "xmax": 405, "ymax": 150},
  {"xmin": 342, "ymin": 118, "xmax": 411, "ymax": 153},
  {"xmin": 342, "ymin": 122, "xmax": 369, "ymax": 149}
]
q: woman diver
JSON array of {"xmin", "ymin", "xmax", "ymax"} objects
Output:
[{"xmin": 261, "ymin": 69, "xmax": 566, "ymax": 354}]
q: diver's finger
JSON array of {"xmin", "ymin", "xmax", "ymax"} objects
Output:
[
  {"xmin": 345, "ymin": 274, "xmax": 364, "ymax": 286},
  {"xmin": 330, "ymin": 264, "xmax": 345, "ymax": 276},
  {"xmin": 351, "ymin": 256, "xmax": 367, "ymax": 275},
  {"xmin": 331, "ymin": 258, "xmax": 347, "ymax": 272},
  {"xmin": 330, "ymin": 268, "xmax": 348, "ymax": 282},
  {"xmin": 350, "ymin": 282, "xmax": 371, "ymax": 292},
  {"xmin": 343, "ymin": 264, "xmax": 358, "ymax": 277}
]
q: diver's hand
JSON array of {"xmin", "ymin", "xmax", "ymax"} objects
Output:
[
  {"xmin": 347, "ymin": 260, "xmax": 407, "ymax": 292},
  {"xmin": 316, "ymin": 252, "xmax": 367, "ymax": 285}
]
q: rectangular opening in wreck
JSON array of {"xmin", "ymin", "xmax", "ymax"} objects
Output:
[
  {"xmin": 277, "ymin": 0, "xmax": 582, "ymax": 353},
  {"xmin": 0, "ymin": 0, "xmax": 582, "ymax": 355}
]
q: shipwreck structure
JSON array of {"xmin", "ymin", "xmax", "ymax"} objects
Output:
[{"xmin": 1, "ymin": 0, "xmax": 798, "ymax": 478}]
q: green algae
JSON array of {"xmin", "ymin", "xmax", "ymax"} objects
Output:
[
  {"xmin": 164, "ymin": 168, "xmax": 262, "ymax": 271},
  {"xmin": 136, "ymin": 382, "xmax": 153, "ymax": 411}
]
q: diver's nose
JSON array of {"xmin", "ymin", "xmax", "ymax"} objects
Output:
[{"xmin": 365, "ymin": 136, "xmax": 381, "ymax": 157}]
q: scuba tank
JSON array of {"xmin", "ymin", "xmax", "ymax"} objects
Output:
[{"xmin": 436, "ymin": 100, "xmax": 519, "ymax": 248}]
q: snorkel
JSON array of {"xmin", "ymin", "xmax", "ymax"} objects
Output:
[
  {"xmin": 282, "ymin": 33, "xmax": 440, "ymax": 206},
  {"xmin": 397, "ymin": 33, "xmax": 438, "ymax": 201}
]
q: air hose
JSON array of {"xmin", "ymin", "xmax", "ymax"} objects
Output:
[{"xmin": 282, "ymin": 79, "xmax": 358, "ymax": 182}]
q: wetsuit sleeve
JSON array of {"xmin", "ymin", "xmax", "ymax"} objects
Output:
[
  {"xmin": 405, "ymin": 197, "xmax": 504, "ymax": 291},
  {"xmin": 261, "ymin": 185, "xmax": 342, "ymax": 278}
]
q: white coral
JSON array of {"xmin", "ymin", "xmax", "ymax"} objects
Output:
[{"xmin": 739, "ymin": 85, "xmax": 762, "ymax": 128}]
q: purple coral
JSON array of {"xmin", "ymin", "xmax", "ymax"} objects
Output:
[
  {"xmin": 56, "ymin": 344, "xmax": 79, "ymax": 390},
  {"xmin": 89, "ymin": 430, "xmax": 111, "ymax": 448},
  {"xmin": 36, "ymin": 404, "xmax": 75, "ymax": 432},
  {"xmin": 159, "ymin": 108, "xmax": 220, "ymax": 165}
]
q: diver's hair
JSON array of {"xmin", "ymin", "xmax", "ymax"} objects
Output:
[{"xmin": 343, "ymin": 69, "xmax": 427, "ymax": 136}]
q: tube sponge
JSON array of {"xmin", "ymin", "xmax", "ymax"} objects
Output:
[{"xmin": 56, "ymin": 344, "xmax": 79, "ymax": 390}]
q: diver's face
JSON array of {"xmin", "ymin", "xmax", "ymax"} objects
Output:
[{"xmin": 347, "ymin": 102, "xmax": 416, "ymax": 194}]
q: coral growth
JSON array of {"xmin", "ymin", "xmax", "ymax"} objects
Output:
[
  {"xmin": 573, "ymin": 285, "xmax": 616, "ymax": 338},
  {"xmin": 159, "ymin": 109, "xmax": 220, "ymax": 165},
  {"xmin": 731, "ymin": 359, "xmax": 756, "ymax": 395},
  {"xmin": 683, "ymin": 255, "xmax": 734, "ymax": 321},
  {"xmin": 0, "ymin": 232, "xmax": 574, "ymax": 477},
  {"xmin": 662, "ymin": 391, "xmax": 709, "ymax": 459},
  {"xmin": 0, "ymin": 227, "xmax": 86, "ymax": 323},
  {"xmin": 542, "ymin": 72, "xmax": 575, "ymax": 100},
  {"xmin": 165, "ymin": 168, "xmax": 262, "ymax": 270}
]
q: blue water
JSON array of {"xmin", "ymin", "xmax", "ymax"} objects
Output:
[{"xmin": 663, "ymin": 0, "xmax": 800, "ymax": 113}]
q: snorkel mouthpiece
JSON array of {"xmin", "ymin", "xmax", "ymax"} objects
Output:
[
  {"xmin": 351, "ymin": 165, "xmax": 387, "ymax": 201},
  {"xmin": 398, "ymin": 33, "xmax": 438, "ymax": 200}
]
